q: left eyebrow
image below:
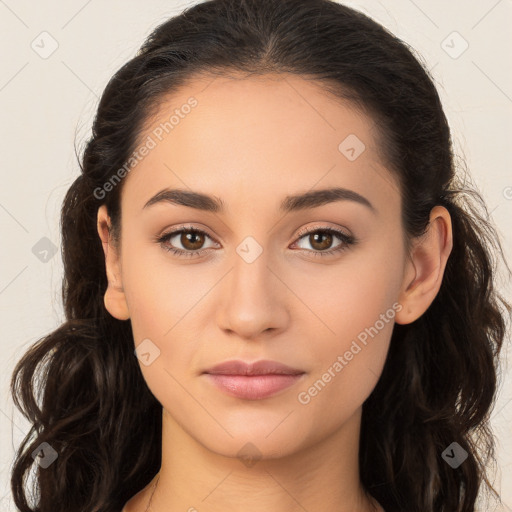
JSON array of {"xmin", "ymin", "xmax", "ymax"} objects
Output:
[
  {"xmin": 280, "ymin": 187, "xmax": 376, "ymax": 214},
  {"xmin": 142, "ymin": 187, "xmax": 376, "ymax": 215}
]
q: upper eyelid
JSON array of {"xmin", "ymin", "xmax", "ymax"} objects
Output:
[
  {"xmin": 161, "ymin": 225, "xmax": 219, "ymax": 242},
  {"xmin": 295, "ymin": 225, "xmax": 351, "ymax": 238}
]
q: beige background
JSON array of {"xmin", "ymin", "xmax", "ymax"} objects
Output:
[{"xmin": 0, "ymin": 0, "xmax": 511, "ymax": 510}]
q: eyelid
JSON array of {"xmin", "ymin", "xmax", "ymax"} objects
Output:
[
  {"xmin": 157, "ymin": 223, "xmax": 219, "ymax": 241},
  {"xmin": 294, "ymin": 224, "xmax": 352, "ymax": 240}
]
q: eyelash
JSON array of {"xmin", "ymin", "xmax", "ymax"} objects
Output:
[{"xmin": 155, "ymin": 224, "xmax": 356, "ymax": 259}]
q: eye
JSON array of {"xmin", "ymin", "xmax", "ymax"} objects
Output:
[
  {"xmin": 155, "ymin": 224, "xmax": 356, "ymax": 259},
  {"xmin": 156, "ymin": 225, "xmax": 219, "ymax": 258},
  {"xmin": 292, "ymin": 226, "xmax": 356, "ymax": 257}
]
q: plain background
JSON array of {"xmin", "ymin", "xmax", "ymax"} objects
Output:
[{"xmin": 0, "ymin": 0, "xmax": 511, "ymax": 510}]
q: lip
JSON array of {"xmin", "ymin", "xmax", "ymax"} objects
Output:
[
  {"xmin": 203, "ymin": 359, "xmax": 304, "ymax": 376},
  {"xmin": 202, "ymin": 359, "xmax": 306, "ymax": 400}
]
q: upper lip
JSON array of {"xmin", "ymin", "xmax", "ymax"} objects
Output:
[{"xmin": 203, "ymin": 359, "xmax": 305, "ymax": 376}]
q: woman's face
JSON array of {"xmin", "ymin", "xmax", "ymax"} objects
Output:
[{"xmin": 99, "ymin": 73, "xmax": 414, "ymax": 459}]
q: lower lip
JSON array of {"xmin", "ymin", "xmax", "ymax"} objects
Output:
[{"xmin": 204, "ymin": 373, "xmax": 305, "ymax": 400}]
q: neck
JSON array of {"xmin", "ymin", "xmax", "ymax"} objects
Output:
[{"xmin": 138, "ymin": 406, "xmax": 382, "ymax": 512}]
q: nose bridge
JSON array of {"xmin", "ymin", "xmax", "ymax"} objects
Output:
[
  {"xmin": 230, "ymin": 233, "xmax": 276, "ymax": 305},
  {"xmin": 215, "ymin": 232, "xmax": 288, "ymax": 337}
]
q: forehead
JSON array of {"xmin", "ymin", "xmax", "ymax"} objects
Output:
[{"xmin": 120, "ymin": 72, "xmax": 399, "ymax": 214}]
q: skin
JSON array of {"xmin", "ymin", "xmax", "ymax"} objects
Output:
[{"xmin": 96, "ymin": 72, "xmax": 453, "ymax": 512}]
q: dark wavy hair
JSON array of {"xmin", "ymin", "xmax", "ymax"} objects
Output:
[{"xmin": 10, "ymin": 0, "xmax": 511, "ymax": 511}]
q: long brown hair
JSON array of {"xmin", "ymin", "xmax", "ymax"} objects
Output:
[{"xmin": 10, "ymin": 0, "xmax": 511, "ymax": 510}]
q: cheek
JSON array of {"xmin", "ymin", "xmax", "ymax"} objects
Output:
[
  {"xmin": 122, "ymin": 256, "xmax": 203, "ymax": 414},
  {"xmin": 292, "ymin": 292, "xmax": 395, "ymax": 440},
  {"xmin": 117, "ymin": 242, "xmax": 201, "ymax": 382},
  {"xmin": 121, "ymin": 234, "xmax": 215, "ymax": 339},
  {"xmin": 291, "ymin": 242, "xmax": 402, "ymax": 414},
  {"xmin": 290, "ymin": 240, "xmax": 403, "ymax": 349}
]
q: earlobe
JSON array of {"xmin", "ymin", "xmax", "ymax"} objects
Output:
[
  {"xmin": 395, "ymin": 206, "xmax": 453, "ymax": 325},
  {"xmin": 96, "ymin": 205, "xmax": 130, "ymax": 321}
]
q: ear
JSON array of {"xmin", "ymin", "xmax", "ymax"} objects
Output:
[
  {"xmin": 97, "ymin": 205, "xmax": 130, "ymax": 320},
  {"xmin": 395, "ymin": 205, "xmax": 453, "ymax": 325}
]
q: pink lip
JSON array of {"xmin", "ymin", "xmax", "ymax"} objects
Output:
[{"xmin": 202, "ymin": 359, "xmax": 305, "ymax": 400}]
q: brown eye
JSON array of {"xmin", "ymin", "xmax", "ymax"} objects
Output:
[
  {"xmin": 157, "ymin": 226, "xmax": 218, "ymax": 257},
  {"xmin": 293, "ymin": 226, "xmax": 356, "ymax": 258},
  {"xmin": 308, "ymin": 231, "xmax": 334, "ymax": 251},
  {"xmin": 179, "ymin": 230, "xmax": 205, "ymax": 251}
]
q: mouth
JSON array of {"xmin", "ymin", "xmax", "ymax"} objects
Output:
[
  {"xmin": 203, "ymin": 373, "xmax": 306, "ymax": 400},
  {"xmin": 202, "ymin": 359, "xmax": 306, "ymax": 400}
]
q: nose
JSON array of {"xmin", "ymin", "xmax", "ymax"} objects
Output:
[{"xmin": 214, "ymin": 244, "xmax": 290, "ymax": 340}]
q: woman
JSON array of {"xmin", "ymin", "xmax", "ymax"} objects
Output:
[{"xmin": 10, "ymin": 0, "xmax": 511, "ymax": 511}]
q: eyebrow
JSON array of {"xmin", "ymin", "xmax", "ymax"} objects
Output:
[{"xmin": 142, "ymin": 187, "xmax": 376, "ymax": 214}]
